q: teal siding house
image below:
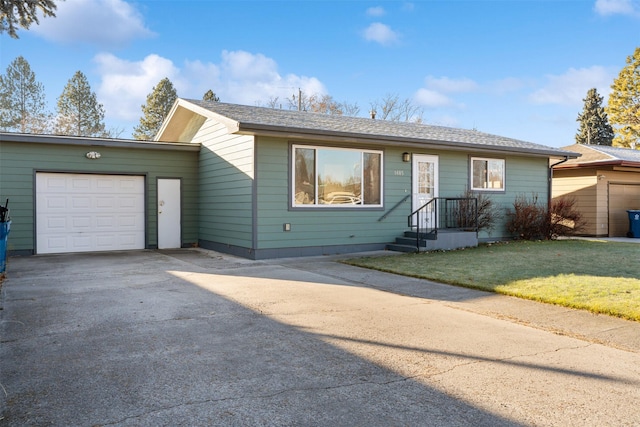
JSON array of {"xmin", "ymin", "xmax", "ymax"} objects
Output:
[
  {"xmin": 0, "ymin": 100, "xmax": 577, "ymax": 259},
  {"xmin": 156, "ymin": 100, "xmax": 576, "ymax": 259}
]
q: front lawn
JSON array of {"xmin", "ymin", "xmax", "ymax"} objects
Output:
[{"xmin": 343, "ymin": 239, "xmax": 640, "ymax": 321}]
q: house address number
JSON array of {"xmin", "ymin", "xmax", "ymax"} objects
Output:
[{"xmin": 393, "ymin": 170, "xmax": 405, "ymax": 176}]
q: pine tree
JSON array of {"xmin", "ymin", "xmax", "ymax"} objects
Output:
[
  {"xmin": 575, "ymin": 88, "xmax": 614, "ymax": 146},
  {"xmin": 0, "ymin": 56, "xmax": 50, "ymax": 133},
  {"xmin": 0, "ymin": 0, "xmax": 58, "ymax": 38},
  {"xmin": 55, "ymin": 71, "xmax": 107, "ymax": 137},
  {"xmin": 133, "ymin": 78, "xmax": 177, "ymax": 140},
  {"xmin": 607, "ymin": 47, "xmax": 640, "ymax": 148},
  {"xmin": 203, "ymin": 89, "xmax": 219, "ymax": 102}
]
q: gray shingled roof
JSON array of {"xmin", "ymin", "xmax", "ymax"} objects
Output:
[
  {"xmin": 583, "ymin": 145, "xmax": 640, "ymax": 163},
  {"xmin": 184, "ymin": 99, "xmax": 576, "ymax": 158},
  {"xmin": 559, "ymin": 144, "xmax": 640, "ymax": 166}
]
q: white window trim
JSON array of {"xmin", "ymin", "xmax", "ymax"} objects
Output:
[
  {"xmin": 470, "ymin": 157, "xmax": 505, "ymax": 192},
  {"xmin": 292, "ymin": 144, "xmax": 384, "ymax": 208}
]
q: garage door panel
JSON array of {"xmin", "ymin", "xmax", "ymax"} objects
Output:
[
  {"xmin": 45, "ymin": 196, "xmax": 67, "ymax": 209},
  {"xmin": 72, "ymin": 196, "xmax": 92, "ymax": 209},
  {"xmin": 71, "ymin": 235, "xmax": 92, "ymax": 251},
  {"xmin": 44, "ymin": 236, "xmax": 68, "ymax": 251},
  {"xmin": 36, "ymin": 173, "xmax": 145, "ymax": 254},
  {"xmin": 42, "ymin": 177, "xmax": 67, "ymax": 191},
  {"xmin": 72, "ymin": 178, "xmax": 91, "ymax": 190},
  {"xmin": 609, "ymin": 183, "xmax": 640, "ymax": 237},
  {"xmin": 45, "ymin": 216, "xmax": 67, "ymax": 229},
  {"xmin": 72, "ymin": 216, "xmax": 92, "ymax": 229},
  {"xmin": 118, "ymin": 196, "xmax": 139, "ymax": 209},
  {"xmin": 96, "ymin": 178, "xmax": 115, "ymax": 190},
  {"xmin": 118, "ymin": 215, "xmax": 140, "ymax": 228},
  {"xmin": 96, "ymin": 216, "xmax": 114, "ymax": 228}
]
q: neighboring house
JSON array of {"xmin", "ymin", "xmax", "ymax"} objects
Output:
[
  {"xmin": 0, "ymin": 101, "xmax": 578, "ymax": 259},
  {"xmin": 155, "ymin": 99, "xmax": 576, "ymax": 259},
  {"xmin": 552, "ymin": 143, "xmax": 640, "ymax": 237}
]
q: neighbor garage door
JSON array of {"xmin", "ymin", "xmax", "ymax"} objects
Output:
[
  {"xmin": 609, "ymin": 183, "xmax": 640, "ymax": 237},
  {"xmin": 36, "ymin": 173, "xmax": 145, "ymax": 254}
]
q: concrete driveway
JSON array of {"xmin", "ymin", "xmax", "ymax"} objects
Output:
[{"xmin": 1, "ymin": 249, "xmax": 639, "ymax": 426}]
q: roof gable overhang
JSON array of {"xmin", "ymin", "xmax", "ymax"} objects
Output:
[{"xmin": 156, "ymin": 99, "xmax": 240, "ymax": 142}]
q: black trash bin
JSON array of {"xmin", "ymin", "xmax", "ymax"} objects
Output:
[{"xmin": 627, "ymin": 210, "xmax": 640, "ymax": 238}]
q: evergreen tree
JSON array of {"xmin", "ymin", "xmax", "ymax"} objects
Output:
[
  {"xmin": 575, "ymin": 88, "xmax": 614, "ymax": 146},
  {"xmin": 607, "ymin": 47, "xmax": 640, "ymax": 148},
  {"xmin": 1, "ymin": 0, "xmax": 58, "ymax": 38},
  {"xmin": 54, "ymin": 71, "xmax": 107, "ymax": 137},
  {"xmin": 203, "ymin": 89, "xmax": 219, "ymax": 102},
  {"xmin": 133, "ymin": 78, "xmax": 177, "ymax": 140},
  {"xmin": 0, "ymin": 56, "xmax": 50, "ymax": 133}
]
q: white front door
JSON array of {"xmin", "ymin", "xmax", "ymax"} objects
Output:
[
  {"xmin": 157, "ymin": 179, "xmax": 181, "ymax": 249},
  {"xmin": 412, "ymin": 155, "xmax": 439, "ymax": 229}
]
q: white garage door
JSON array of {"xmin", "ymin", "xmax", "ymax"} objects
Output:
[{"xmin": 36, "ymin": 173, "xmax": 145, "ymax": 254}]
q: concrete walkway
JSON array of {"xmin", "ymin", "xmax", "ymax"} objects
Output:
[{"xmin": 1, "ymin": 249, "xmax": 639, "ymax": 426}]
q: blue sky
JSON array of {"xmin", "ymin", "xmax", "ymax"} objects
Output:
[{"xmin": 1, "ymin": 0, "xmax": 639, "ymax": 147}]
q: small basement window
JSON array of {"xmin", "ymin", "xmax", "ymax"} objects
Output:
[
  {"xmin": 471, "ymin": 157, "xmax": 505, "ymax": 191},
  {"xmin": 293, "ymin": 145, "xmax": 383, "ymax": 207}
]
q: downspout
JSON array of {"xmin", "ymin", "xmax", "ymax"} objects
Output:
[{"xmin": 548, "ymin": 156, "xmax": 569, "ymax": 210}]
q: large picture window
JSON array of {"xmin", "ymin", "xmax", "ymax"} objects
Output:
[
  {"xmin": 471, "ymin": 157, "xmax": 505, "ymax": 191},
  {"xmin": 293, "ymin": 145, "xmax": 383, "ymax": 207}
]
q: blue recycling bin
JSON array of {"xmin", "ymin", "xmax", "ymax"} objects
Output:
[
  {"xmin": 0, "ymin": 221, "xmax": 10, "ymax": 274},
  {"xmin": 627, "ymin": 210, "xmax": 640, "ymax": 238}
]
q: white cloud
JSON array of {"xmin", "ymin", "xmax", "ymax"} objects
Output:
[
  {"xmin": 220, "ymin": 50, "xmax": 281, "ymax": 82},
  {"xmin": 423, "ymin": 76, "xmax": 478, "ymax": 93},
  {"xmin": 218, "ymin": 50, "xmax": 325, "ymax": 106},
  {"xmin": 529, "ymin": 66, "xmax": 615, "ymax": 106},
  {"xmin": 366, "ymin": 6, "xmax": 386, "ymax": 17},
  {"xmin": 362, "ymin": 22, "xmax": 400, "ymax": 46},
  {"xmin": 402, "ymin": 3, "xmax": 415, "ymax": 12},
  {"xmin": 487, "ymin": 77, "xmax": 526, "ymax": 94},
  {"xmin": 414, "ymin": 76, "xmax": 477, "ymax": 108},
  {"xmin": 95, "ymin": 50, "xmax": 326, "ymax": 123},
  {"xmin": 95, "ymin": 53, "xmax": 180, "ymax": 121},
  {"xmin": 32, "ymin": 0, "xmax": 154, "ymax": 47},
  {"xmin": 594, "ymin": 0, "xmax": 640, "ymax": 16},
  {"xmin": 414, "ymin": 88, "xmax": 455, "ymax": 108}
]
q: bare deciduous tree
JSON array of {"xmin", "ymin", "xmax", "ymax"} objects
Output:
[{"xmin": 370, "ymin": 93, "xmax": 424, "ymax": 123}]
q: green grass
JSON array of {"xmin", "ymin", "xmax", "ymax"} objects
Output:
[{"xmin": 342, "ymin": 239, "xmax": 640, "ymax": 321}]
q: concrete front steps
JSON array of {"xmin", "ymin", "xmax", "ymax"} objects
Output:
[{"xmin": 387, "ymin": 229, "xmax": 478, "ymax": 253}]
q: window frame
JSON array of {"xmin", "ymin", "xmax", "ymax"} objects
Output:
[
  {"xmin": 470, "ymin": 157, "xmax": 506, "ymax": 192},
  {"xmin": 291, "ymin": 144, "xmax": 384, "ymax": 208}
]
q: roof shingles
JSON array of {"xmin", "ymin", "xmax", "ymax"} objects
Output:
[
  {"xmin": 185, "ymin": 99, "xmax": 576, "ymax": 158},
  {"xmin": 560, "ymin": 144, "xmax": 640, "ymax": 166}
]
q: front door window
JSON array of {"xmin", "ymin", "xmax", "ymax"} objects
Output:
[{"xmin": 412, "ymin": 155, "xmax": 439, "ymax": 229}]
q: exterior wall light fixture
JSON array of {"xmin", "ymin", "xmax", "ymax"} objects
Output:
[
  {"xmin": 86, "ymin": 151, "xmax": 101, "ymax": 159},
  {"xmin": 402, "ymin": 152, "xmax": 411, "ymax": 162}
]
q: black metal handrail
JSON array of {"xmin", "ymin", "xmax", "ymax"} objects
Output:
[
  {"xmin": 408, "ymin": 197, "xmax": 478, "ymax": 250},
  {"xmin": 408, "ymin": 198, "xmax": 438, "ymax": 249},
  {"xmin": 378, "ymin": 194, "xmax": 411, "ymax": 222}
]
